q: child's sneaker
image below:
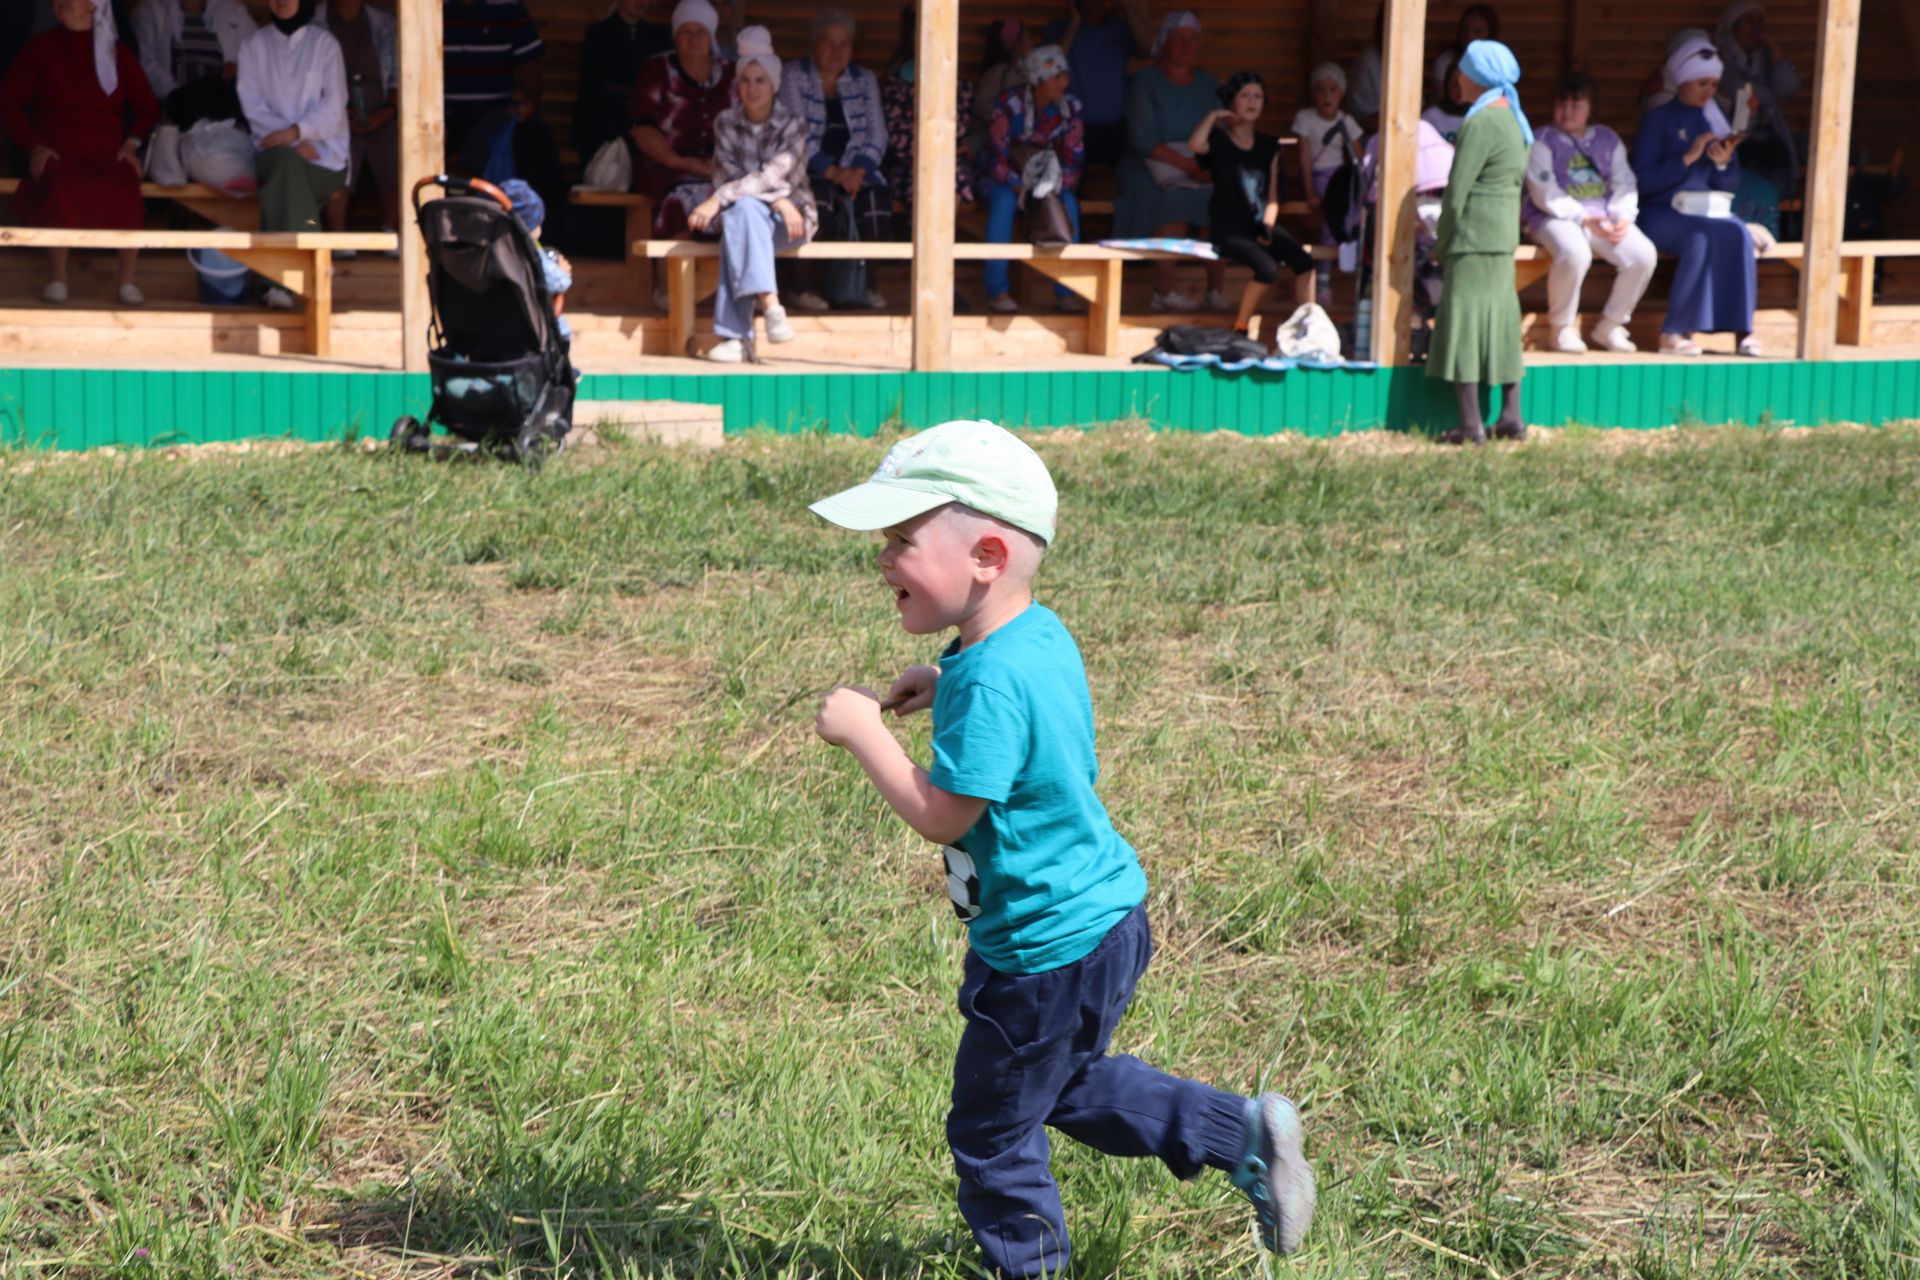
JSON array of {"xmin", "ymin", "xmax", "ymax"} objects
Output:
[{"xmin": 1230, "ymin": 1093, "xmax": 1315, "ymax": 1255}]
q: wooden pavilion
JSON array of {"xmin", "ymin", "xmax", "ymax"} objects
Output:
[{"xmin": 1, "ymin": 0, "xmax": 1916, "ymax": 445}]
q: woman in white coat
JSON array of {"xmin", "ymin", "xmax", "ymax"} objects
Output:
[{"xmin": 236, "ymin": 0, "xmax": 348, "ymax": 303}]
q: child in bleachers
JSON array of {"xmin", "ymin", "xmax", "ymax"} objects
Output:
[
  {"xmin": 1523, "ymin": 73, "xmax": 1654, "ymax": 354},
  {"xmin": 1421, "ymin": 49, "xmax": 1472, "ymax": 144},
  {"xmin": 1291, "ymin": 63, "xmax": 1361, "ymax": 306}
]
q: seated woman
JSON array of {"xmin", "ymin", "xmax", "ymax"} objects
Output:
[
  {"xmin": 1714, "ymin": 1, "xmax": 1800, "ymax": 201},
  {"xmin": 966, "ymin": 19, "xmax": 1032, "ymax": 153},
  {"xmin": 777, "ymin": 7, "xmax": 890, "ymax": 312},
  {"xmin": 1116, "ymin": 12, "xmax": 1227, "ymax": 312},
  {"xmin": 1523, "ymin": 72, "xmax": 1655, "ymax": 355},
  {"xmin": 688, "ymin": 27, "xmax": 814, "ymax": 364},
  {"xmin": 0, "ymin": 0, "xmax": 158, "ymax": 305},
  {"xmin": 237, "ymin": 0, "xmax": 348, "ymax": 308},
  {"xmin": 1421, "ymin": 50, "xmax": 1472, "ymax": 145},
  {"xmin": 1429, "ymin": 4, "xmax": 1499, "ymax": 100},
  {"xmin": 1633, "ymin": 33, "xmax": 1763, "ymax": 357},
  {"xmin": 974, "ymin": 44, "xmax": 1086, "ymax": 315},
  {"xmin": 131, "ymin": 0, "xmax": 255, "ymax": 123},
  {"xmin": 1188, "ymin": 71, "xmax": 1315, "ymax": 339},
  {"xmin": 630, "ymin": 0, "xmax": 734, "ymax": 242},
  {"xmin": 316, "ymin": 0, "xmax": 400, "ymax": 247},
  {"xmin": 572, "ymin": 0, "xmax": 670, "ymax": 167},
  {"xmin": 879, "ymin": 2, "xmax": 973, "ymax": 214}
]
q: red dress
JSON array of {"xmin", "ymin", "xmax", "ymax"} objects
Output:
[{"xmin": 0, "ymin": 28, "xmax": 160, "ymax": 230}]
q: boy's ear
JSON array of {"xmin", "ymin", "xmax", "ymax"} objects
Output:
[{"xmin": 972, "ymin": 533, "xmax": 1010, "ymax": 578}]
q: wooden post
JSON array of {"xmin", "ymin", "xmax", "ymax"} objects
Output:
[
  {"xmin": 398, "ymin": 0, "xmax": 445, "ymax": 372},
  {"xmin": 1370, "ymin": 0, "xmax": 1427, "ymax": 365},
  {"xmin": 1796, "ymin": 0, "xmax": 1862, "ymax": 360},
  {"xmin": 911, "ymin": 0, "xmax": 958, "ymax": 372}
]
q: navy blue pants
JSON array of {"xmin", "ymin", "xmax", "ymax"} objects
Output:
[{"xmin": 948, "ymin": 905, "xmax": 1248, "ymax": 1278}]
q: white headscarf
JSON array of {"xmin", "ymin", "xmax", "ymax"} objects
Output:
[
  {"xmin": 669, "ymin": 0, "xmax": 719, "ymax": 56},
  {"xmin": 1024, "ymin": 43, "xmax": 1068, "ymax": 84},
  {"xmin": 734, "ymin": 24, "xmax": 780, "ymax": 89},
  {"xmin": 1150, "ymin": 10, "xmax": 1200, "ymax": 59},
  {"xmin": 91, "ymin": 0, "xmax": 120, "ymax": 95},
  {"xmin": 1663, "ymin": 31, "xmax": 1732, "ymax": 135},
  {"xmin": 1309, "ymin": 61, "xmax": 1345, "ymax": 92}
]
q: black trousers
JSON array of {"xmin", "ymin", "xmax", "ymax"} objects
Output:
[{"xmin": 1214, "ymin": 225, "xmax": 1313, "ymax": 284}]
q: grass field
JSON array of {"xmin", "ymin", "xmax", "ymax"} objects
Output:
[{"xmin": 4, "ymin": 424, "xmax": 1920, "ymax": 1279}]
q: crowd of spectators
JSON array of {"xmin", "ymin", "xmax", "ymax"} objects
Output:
[{"xmin": 0, "ymin": 0, "xmax": 1893, "ymax": 364}]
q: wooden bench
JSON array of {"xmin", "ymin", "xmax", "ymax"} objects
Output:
[
  {"xmin": 567, "ymin": 187, "xmax": 654, "ymax": 297},
  {"xmin": 0, "ymin": 177, "xmax": 262, "ymax": 229},
  {"xmin": 0, "ymin": 227, "xmax": 397, "ymax": 356},
  {"xmin": 643, "ymin": 238, "xmax": 1338, "ymax": 357}
]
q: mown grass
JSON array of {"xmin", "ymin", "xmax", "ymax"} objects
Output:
[{"xmin": 3, "ymin": 424, "xmax": 1919, "ymax": 1279}]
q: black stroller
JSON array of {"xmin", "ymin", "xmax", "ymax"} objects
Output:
[{"xmin": 391, "ymin": 175, "xmax": 576, "ymax": 466}]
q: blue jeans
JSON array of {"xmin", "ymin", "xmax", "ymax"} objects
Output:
[
  {"xmin": 714, "ymin": 198, "xmax": 797, "ymax": 340},
  {"xmin": 981, "ymin": 180, "xmax": 1081, "ymax": 299},
  {"xmin": 948, "ymin": 905, "xmax": 1247, "ymax": 1278}
]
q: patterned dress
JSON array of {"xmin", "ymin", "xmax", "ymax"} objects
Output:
[
  {"xmin": 880, "ymin": 68, "xmax": 973, "ymax": 207},
  {"xmin": 0, "ymin": 27, "xmax": 159, "ymax": 230},
  {"xmin": 629, "ymin": 51, "xmax": 735, "ymax": 236}
]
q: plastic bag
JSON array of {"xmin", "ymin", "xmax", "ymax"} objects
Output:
[
  {"xmin": 581, "ymin": 138, "xmax": 631, "ymax": 191},
  {"xmin": 181, "ymin": 119, "xmax": 257, "ymax": 196},
  {"xmin": 146, "ymin": 123, "xmax": 188, "ymax": 186},
  {"xmin": 818, "ymin": 196, "xmax": 868, "ymax": 310},
  {"xmin": 1273, "ymin": 302, "xmax": 1342, "ymax": 362}
]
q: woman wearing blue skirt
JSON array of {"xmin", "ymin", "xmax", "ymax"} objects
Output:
[{"xmin": 1633, "ymin": 33, "xmax": 1763, "ymax": 357}]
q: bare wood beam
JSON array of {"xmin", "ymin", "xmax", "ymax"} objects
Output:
[
  {"xmin": 398, "ymin": 0, "xmax": 445, "ymax": 373},
  {"xmin": 910, "ymin": 0, "xmax": 958, "ymax": 373},
  {"xmin": 1370, "ymin": 0, "xmax": 1428, "ymax": 365},
  {"xmin": 1796, "ymin": 0, "xmax": 1862, "ymax": 359}
]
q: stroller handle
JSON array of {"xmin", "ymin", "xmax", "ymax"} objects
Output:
[{"xmin": 411, "ymin": 175, "xmax": 516, "ymax": 216}]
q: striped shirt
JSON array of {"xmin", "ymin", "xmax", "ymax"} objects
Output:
[
  {"xmin": 172, "ymin": 11, "xmax": 227, "ymax": 87},
  {"xmin": 442, "ymin": 0, "xmax": 543, "ymax": 106}
]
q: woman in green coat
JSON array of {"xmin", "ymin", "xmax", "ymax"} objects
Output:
[{"xmin": 1427, "ymin": 39, "xmax": 1531, "ymax": 444}]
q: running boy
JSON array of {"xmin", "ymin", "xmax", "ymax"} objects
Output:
[{"xmin": 810, "ymin": 420, "xmax": 1315, "ymax": 1278}]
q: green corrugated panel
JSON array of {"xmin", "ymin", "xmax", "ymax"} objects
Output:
[{"xmin": 6, "ymin": 360, "xmax": 1918, "ymax": 450}]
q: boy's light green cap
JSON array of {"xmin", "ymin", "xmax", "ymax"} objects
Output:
[{"xmin": 808, "ymin": 419, "xmax": 1057, "ymax": 545}]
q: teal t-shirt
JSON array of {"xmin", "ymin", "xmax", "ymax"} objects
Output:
[{"xmin": 930, "ymin": 602, "xmax": 1148, "ymax": 975}]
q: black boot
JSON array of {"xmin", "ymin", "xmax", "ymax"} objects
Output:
[
  {"xmin": 1491, "ymin": 379, "xmax": 1527, "ymax": 440},
  {"xmin": 1440, "ymin": 380, "xmax": 1487, "ymax": 446}
]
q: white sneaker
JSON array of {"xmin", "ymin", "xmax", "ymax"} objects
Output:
[
  {"xmin": 652, "ymin": 286, "xmax": 669, "ymax": 311},
  {"xmin": 1659, "ymin": 332, "xmax": 1702, "ymax": 357},
  {"xmin": 762, "ymin": 303, "xmax": 794, "ymax": 343},
  {"xmin": 788, "ymin": 290, "xmax": 830, "ymax": 313},
  {"xmin": 117, "ymin": 282, "xmax": 146, "ymax": 307},
  {"xmin": 1151, "ymin": 289, "xmax": 1200, "ymax": 312},
  {"xmin": 1552, "ymin": 325, "xmax": 1587, "ymax": 354},
  {"xmin": 43, "ymin": 280, "xmax": 68, "ymax": 304},
  {"xmin": 1590, "ymin": 322, "xmax": 1636, "ymax": 354},
  {"xmin": 263, "ymin": 286, "xmax": 295, "ymax": 311},
  {"xmin": 864, "ymin": 288, "xmax": 888, "ymax": 309},
  {"xmin": 1204, "ymin": 289, "xmax": 1233, "ymax": 312},
  {"xmin": 1737, "ymin": 335, "xmax": 1766, "ymax": 358},
  {"xmin": 1055, "ymin": 293, "xmax": 1088, "ymax": 314},
  {"xmin": 986, "ymin": 293, "xmax": 1018, "ymax": 313},
  {"xmin": 704, "ymin": 338, "xmax": 748, "ymax": 363}
]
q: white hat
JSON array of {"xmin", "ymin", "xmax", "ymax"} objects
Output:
[{"xmin": 810, "ymin": 420, "xmax": 1058, "ymax": 545}]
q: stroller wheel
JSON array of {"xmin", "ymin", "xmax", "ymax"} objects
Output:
[
  {"xmin": 390, "ymin": 415, "xmax": 430, "ymax": 452},
  {"xmin": 515, "ymin": 425, "xmax": 561, "ymax": 470}
]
